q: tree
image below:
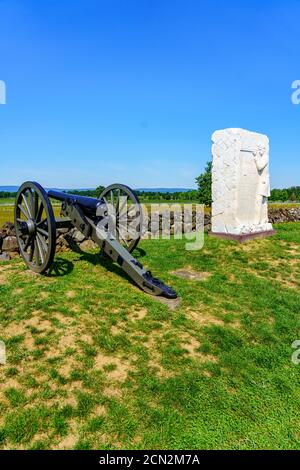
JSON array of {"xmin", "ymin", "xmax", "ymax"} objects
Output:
[
  {"xmin": 195, "ymin": 161, "xmax": 212, "ymax": 206},
  {"xmin": 95, "ymin": 185, "xmax": 105, "ymax": 198}
]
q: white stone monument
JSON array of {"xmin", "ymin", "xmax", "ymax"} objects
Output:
[{"xmin": 211, "ymin": 128, "xmax": 275, "ymax": 241}]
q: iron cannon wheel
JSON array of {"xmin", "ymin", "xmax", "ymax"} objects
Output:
[
  {"xmin": 99, "ymin": 183, "xmax": 143, "ymax": 253},
  {"xmin": 14, "ymin": 181, "xmax": 56, "ymax": 274}
]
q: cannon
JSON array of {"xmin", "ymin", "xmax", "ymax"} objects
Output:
[{"xmin": 14, "ymin": 181, "xmax": 177, "ymax": 298}]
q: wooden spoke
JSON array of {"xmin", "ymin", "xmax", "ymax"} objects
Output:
[
  {"xmin": 18, "ymin": 203, "xmax": 30, "ymax": 220},
  {"xmin": 37, "ymin": 227, "xmax": 49, "ymax": 238},
  {"xmin": 37, "ymin": 232, "xmax": 48, "ymax": 253},
  {"xmin": 36, "ymin": 217, "xmax": 47, "ymax": 227},
  {"xmin": 118, "ymin": 196, "xmax": 128, "ymax": 215},
  {"xmin": 115, "ymin": 189, "xmax": 120, "ymax": 214},
  {"xmin": 35, "ymin": 237, "xmax": 45, "ymax": 265},
  {"xmin": 28, "ymin": 190, "xmax": 35, "ymax": 218},
  {"xmin": 36, "ymin": 201, "xmax": 44, "ymax": 223},
  {"xmin": 22, "ymin": 193, "xmax": 33, "ymax": 219}
]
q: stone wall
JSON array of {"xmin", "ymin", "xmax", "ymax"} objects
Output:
[{"xmin": 0, "ymin": 207, "xmax": 299, "ymax": 260}]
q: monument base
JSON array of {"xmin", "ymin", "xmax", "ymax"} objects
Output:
[{"xmin": 209, "ymin": 229, "xmax": 276, "ymax": 244}]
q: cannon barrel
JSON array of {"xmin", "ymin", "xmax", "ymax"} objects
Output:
[{"xmin": 48, "ymin": 189, "xmax": 102, "ymax": 213}]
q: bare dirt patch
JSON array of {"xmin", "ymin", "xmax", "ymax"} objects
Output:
[
  {"xmin": 79, "ymin": 333, "xmax": 93, "ymax": 344},
  {"xmin": 143, "ymin": 332, "xmax": 175, "ymax": 378},
  {"xmin": 12, "ymin": 288, "xmax": 23, "ymax": 295},
  {"xmin": 148, "ymin": 358, "xmax": 174, "ymax": 378},
  {"xmin": 94, "ymin": 353, "xmax": 133, "ymax": 382},
  {"xmin": 25, "ymin": 315, "xmax": 52, "ymax": 331},
  {"xmin": 128, "ymin": 307, "xmax": 148, "ymax": 321},
  {"xmin": 53, "ymin": 313, "xmax": 74, "ymax": 326},
  {"xmin": 66, "ymin": 291, "xmax": 76, "ymax": 299},
  {"xmin": 181, "ymin": 333, "xmax": 218, "ymax": 364},
  {"xmin": 93, "ymin": 404, "xmax": 107, "ymax": 416},
  {"xmin": 56, "ymin": 421, "xmax": 79, "ymax": 449},
  {"xmin": 59, "ymin": 356, "xmax": 79, "ymax": 377},
  {"xmin": 110, "ymin": 323, "xmax": 126, "ymax": 335},
  {"xmin": 171, "ymin": 268, "xmax": 211, "ymax": 281},
  {"xmin": 57, "ymin": 434, "xmax": 78, "ymax": 450},
  {"xmin": 58, "ymin": 333, "xmax": 77, "ymax": 350},
  {"xmin": 23, "ymin": 333, "xmax": 36, "ymax": 350},
  {"xmin": 185, "ymin": 307, "xmax": 225, "ymax": 327},
  {"xmin": 39, "ymin": 291, "xmax": 50, "ymax": 300},
  {"xmin": 103, "ymin": 386, "xmax": 122, "ymax": 399}
]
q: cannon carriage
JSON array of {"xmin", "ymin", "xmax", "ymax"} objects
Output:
[{"xmin": 14, "ymin": 181, "xmax": 177, "ymax": 298}]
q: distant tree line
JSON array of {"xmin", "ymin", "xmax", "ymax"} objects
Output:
[
  {"xmin": 66, "ymin": 186, "xmax": 105, "ymax": 198},
  {"xmin": 0, "ymin": 191, "xmax": 17, "ymax": 198},
  {"xmin": 67, "ymin": 188, "xmax": 200, "ymax": 201},
  {"xmin": 135, "ymin": 190, "xmax": 199, "ymax": 202},
  {"xmin": 269, "ymin": 187, "xmax": 300, "ymax": 202}
]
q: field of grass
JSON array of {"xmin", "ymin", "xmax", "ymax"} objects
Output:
[
  {"xmin": 1, "ymin": 201, "xmax": 299, "ymax": 227},
  {"xmin": 0, "ymin": 198, "xmax": 15, "ymax": 206},
  {"xmin": 0, "ymin": 204, "xmax": 62, "ymax": 227},
  {"xmin": 269, "ymin": 202, "xmax": 300, "ymax": 209},
  {"xmin": 0, "ymin": 223, "xmax": 299, "ymax": 450}
]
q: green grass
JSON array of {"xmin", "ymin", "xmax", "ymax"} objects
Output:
[
  {"xmin": 0, "ymin": 204, "xmax": 62, "ymax": 227},
  {"xmin": 0, "ymin": 198, "xmax": 15, "ymax": 206},
  {"xmin": 0, "ymin": 223, "xmax": 299, "ymax": 449},
  {"xmin": 269, "ymin": 202, "xmax": 300, "ymax": 209},
  {"xmin": 0, "ymin": 206, "xmax": 15, "ymax": 227}
]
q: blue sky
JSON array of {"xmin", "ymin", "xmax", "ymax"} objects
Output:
[{"xmin": 0, "ymin": 0, "xmax": 299, "ymax": 189}]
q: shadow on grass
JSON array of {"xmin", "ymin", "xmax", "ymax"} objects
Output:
[
  {"xmin": 61, "ymin": 239, "xmax": 141, "ymax": 289},
  {"xmin": 47, "ymin": 257, "xmax": 74, "ymax": 277},
  {"xmin": 79, "ymin": 251, "xmax": 139, "ymax": 289}
]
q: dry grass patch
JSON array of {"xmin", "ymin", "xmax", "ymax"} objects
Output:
[
  {"xmin": 94, "ymin": 353, "xmax": 134, "ymax": 382},
  {"xmin": 57, "ymin": 434, "xmax": 78, "ymax": 450},
  {"xmin": 12, "ymin": 288, "xmax": 23, "ymax": 295},
  {"xmin": 103, "ymin": 386, "xmax": 122, "ymax": 399},
  {"xmin": 58, "ymin": 333, "xmax": 77, "ymax": 350},
  {"xmin": 66, "ymin": 290, "xmax": 76, "ymax": 299},
  {"xmin": 110, "ymin": 324, "xmax": 125, "ymax": 335},
  {"xmin": 185, "ymin": 307, "xmax": 225, "ymax": 327},
  {"xmin": 127, "ymin": 307, "xmax": 148, "ymax": 321},
  {"xmin": 180, "ymin": 332, "xmax": 218, "ymax": 364},
  {"xmin": 53, "ymin": 312, "xmax": 74, "ymax": 326},
  {"xmin": 144, "ymin": 331, "xmax": 175, "ymax": 378},
  {"xmin": 171, "ymin": 267, "xmax": 211, "ymax": 281},
  {"xmin": 79, "ymin": 333, "xmax": 93, "ymax": 344}
]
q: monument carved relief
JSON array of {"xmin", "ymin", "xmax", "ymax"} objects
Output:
[{"xmin": 211, "ymin": 128, "xmax": 274, "ymax": 240}]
